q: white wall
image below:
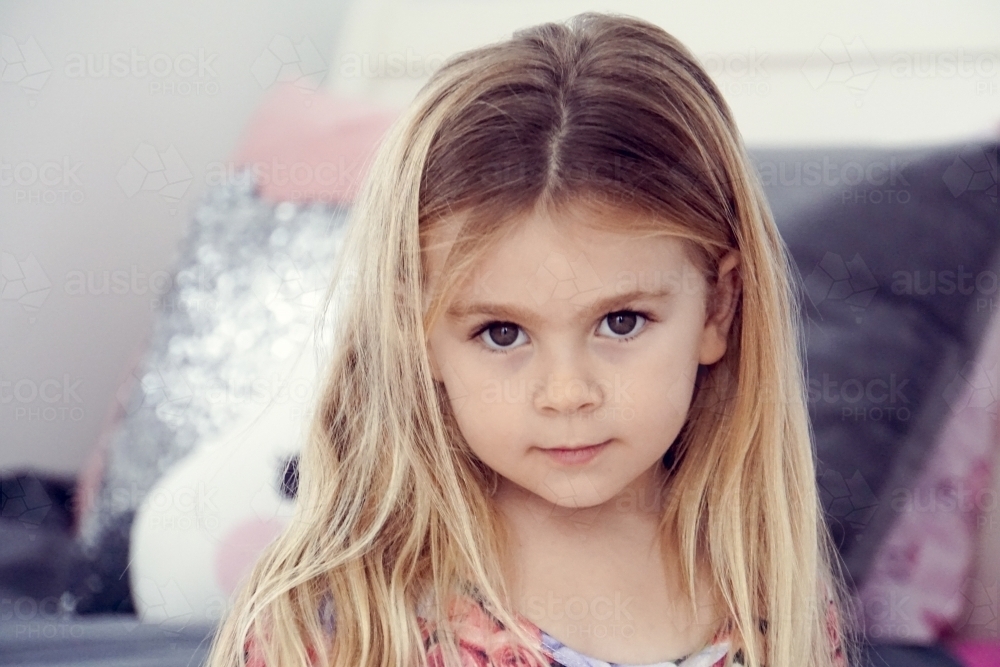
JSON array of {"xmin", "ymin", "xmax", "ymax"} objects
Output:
[
  {"xmin": 325, "ymin": 0, "xmax": 1000, "ymax": 145},
  {"xmin": 2, "ymin": 0, "xmax": 998, "ymax": 476}
]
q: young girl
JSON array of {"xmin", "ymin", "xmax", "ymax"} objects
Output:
[{"xmin": 207, "ymin": 12, "xmax": 857, "ymax": 667}]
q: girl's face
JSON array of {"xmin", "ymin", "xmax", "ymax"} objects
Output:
[{"xmin": 424, "ymin": 201, "xmax": 740, "ymax": 518}]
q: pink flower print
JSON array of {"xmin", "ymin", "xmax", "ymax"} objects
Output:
[
  {"xmin": 425, "ymin": 640, "xmax": 491, "ymax": 667},
  {"xmin": 485, "ymin": 628, "xmax": 550, "ymax": 667},
  {"xmin": 826, "ymin": 599, "xmax": 847, "ymax": 667},
  {"xmin": 447, "ymin": 594, "xmax": 504, "ymax": 649}
]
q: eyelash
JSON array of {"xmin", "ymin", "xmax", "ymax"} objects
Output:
[{"xmin": 469, "ymin": 309, "xmax": 655, "ymax": 356}]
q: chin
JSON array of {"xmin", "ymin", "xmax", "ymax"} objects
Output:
[{"xmin": 541, "ymin": 488, "xmax": 614, "ymax": 512}]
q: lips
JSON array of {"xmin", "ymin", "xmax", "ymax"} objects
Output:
[
  {"xmin": 540, "ymin": 439, "xmax": 611, "ymax": 465},
  {"xmin": 545, "ymin": 439, "xmax": 611, "ymax": 451}
]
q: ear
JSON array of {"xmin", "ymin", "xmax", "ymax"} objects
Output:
[{"xmin": 698, "ymin": 250, "xmax": 741, "ymax": 366}]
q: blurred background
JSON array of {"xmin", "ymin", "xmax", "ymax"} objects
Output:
[{"xmin": 1, "ymin": 1, "xmax": 998, "ymax": 666}]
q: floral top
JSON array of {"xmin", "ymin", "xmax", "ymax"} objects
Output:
[
  {"xmin": 244, "ymin": 582, "xmax": 846, "ymax": 667},
  {"xmin": 419, "ymin": 582, "xmax": 732, "ymax": 667}
]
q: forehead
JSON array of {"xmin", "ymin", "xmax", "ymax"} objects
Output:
[{"xmin": 422, "ymin": 200, "xmax": 696, "ymax": 277}]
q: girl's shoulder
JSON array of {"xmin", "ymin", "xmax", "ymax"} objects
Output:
[
  {"xmin": 709, "ymin": 591, "xmax": 847, "ymax": 667},
  {"xmin": 418, "ymin": 582, "xmax": 553, "ymax": 665}
]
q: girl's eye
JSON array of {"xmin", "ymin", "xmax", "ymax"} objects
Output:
[
  {"xmin": 598, "ymin": 310, "xmax": 648, "ymax": 340},
  {"xmin": 476, "ymin": 322, "xmax": 529, "ymax": 353}
]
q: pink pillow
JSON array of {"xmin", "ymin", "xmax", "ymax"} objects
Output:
[{"xmin": 229, "ymin": 82, "xmax": 400, "ymax": 205}]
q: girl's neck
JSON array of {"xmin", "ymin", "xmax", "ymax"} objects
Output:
[{"xmin": 492, "ymin": 475, "xmax": 726, "ymax": 665}]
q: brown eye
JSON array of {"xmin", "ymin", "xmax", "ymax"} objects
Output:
[
  {"xmin": 478, "ymin": 322, "xmax": 527, "ymax": 352},
  {"xmin": 600, "ymin": 311, "xmax": 647, "ymax": 339}
]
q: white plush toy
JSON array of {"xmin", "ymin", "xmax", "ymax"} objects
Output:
[{"xmin": 130, "ymin": 333, "xmax": 331, "ymax": 627}]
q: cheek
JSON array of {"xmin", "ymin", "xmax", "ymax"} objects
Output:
[
  {"xmin": 442, "ymin": 359, "xmax": 528, "ymax": 462},
  {"xmin": 431, "ymin": 340, "xmax": 511, "ymax": 431},
  {"xmin": 624, "ymin": 333, "xmax": 702, "ymax": 421},
  {"xmin": 450, "ymin": 394, "xmax": 521, "ymax": 474},
  {"xmin": 453, "ymin": 369, "xmax": 519, "ymax": 437}
]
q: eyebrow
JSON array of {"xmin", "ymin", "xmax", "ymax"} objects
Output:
[{"xmin": 445, "ymin": 287, "xmax": 677, "ymax": 327}]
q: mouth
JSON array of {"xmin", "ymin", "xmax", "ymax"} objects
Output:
[{"xmin": 540, "ymin": 439, "xmax": 612, "ymax": 465}]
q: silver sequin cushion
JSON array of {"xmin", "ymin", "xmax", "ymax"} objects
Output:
[{"xmin": 66, "ymin": 169, "xmax": 350, "ymax": 613}]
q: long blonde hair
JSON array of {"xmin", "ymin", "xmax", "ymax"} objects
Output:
[{"xmin": 206, "ymin": 12, "xmax": 859, "ymax": 667}]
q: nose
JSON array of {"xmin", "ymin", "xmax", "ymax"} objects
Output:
[{"xmin": 532, "ymin": 350, "xmax": 605, "ymax": 415}]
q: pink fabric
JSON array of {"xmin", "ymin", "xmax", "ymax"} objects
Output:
[
  {"xmin": 857, "ymin": 305, "xmax": 1000, "ymax": 649},
  {"xmin": 229, "ymin": 82, "xmax": 400, "ymax": 205},
  {"xmin": 946, "ymin": 639, "xmax": 1000, "ymax": 667}
]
